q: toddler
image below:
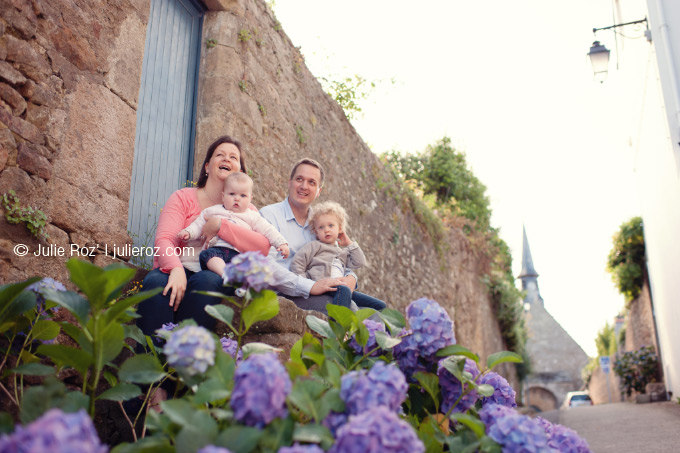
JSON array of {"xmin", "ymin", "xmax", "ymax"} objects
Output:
[
  {"xmin": 290, "ymin": 201, "xmax": 386, "ymax": 311},
  {"xmin": 178, "ymin": 172, "xmax": 289, "ymax": 277}
]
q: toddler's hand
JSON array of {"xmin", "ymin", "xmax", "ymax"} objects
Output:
[
  {"xmin": 277, "ymin": 244, "xmax": 290, "ymax": 259},
  {"xmin": 337, "ymin": 231, "xmax": 352, "ymax": 247},
  {"xmin": 177, "ymin": 230, "xmax": 190, "ymax": 241}
]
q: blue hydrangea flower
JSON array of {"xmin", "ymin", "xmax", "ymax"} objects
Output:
[
  {"xmin": 161, "ymin": 322, "xmax": 179, "ymax": 331},
  {"xmin": 278, "ymin": 444, "xmax": 324, "ymax": 453},
  {"xmin": 322, "ymin": 411, "xmax": 348, "ymax": 437},
  {"xmin": 0, "ymin": 408, "xmax": 107, "ymax": 453},
  {"xmin": 220, "ymin": 337, "xmax": 242, "ymax": 363},
  {"xmin": 535, "ymin": 418, "xmax": 591, "ymax": 453},
  {"xmin": 340, "ymin": 361, "xmax": 407, "ymax": 415},
  {"xmin": 231, "ymin": 352, "xmax": 291, "ymax": 427},
  {"xmin": 197, "ymin": 446, "xmax": 233, "ymax": 453},
  {"xmin": 26, "ymin": 277, "xmax": 66, "ymax": 315},
  {"xmin": 223, "ymin": 251, "xmax": 273, "ymax": 292},
  {"xmin": 479, "ymin": 372, "xmax": 517, "ymax": 408},
  {"xmin": 348, "ymin": 319, "xmax": 386, "ymax": 356},
  {"xmin": 480, "ymin": 404, "xmax": 551, "ymax": 453},
  {"xmin": 163, "ymin": 325, "xmax": 216, "ymax": 376},
  {"xmin": 394, "ymin": 299, "xmax": 455, "ymax": 380},
  {"xmin": 330, "ymin": 406, "xmax": 424, "ymax": 453},
  {"xmin": 437, "ymin": 357, "xmax": 480, "ymax": 413}
]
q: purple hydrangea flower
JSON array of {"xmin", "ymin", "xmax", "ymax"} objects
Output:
[
  {"xmin": 223, "ymin": 251, "xmax": 273, "ymax": 292},
  {"xmin": 393, "ymin": 299, "xmax": 455, "ymax": 380},
  {"xmin": 26, "ymin": 277, "xmax": 66, "ymax": 315},
  {"xmin": 535, "ymin": 418, "xmax": 591, "ymax": 453},
  {"xmin": 231, "ymin": 352, "xmax": 291, "ymax": 427},
  {"xmin": 220, "ymin": 337, "xmax": 242, "ymax": 363},
  {"xmin": 479, "ymin": 372, "xmax": 517, "ymax": 408},
  {"xmin": 480, "ymin": 404, "xmax": 551, "ymax": 453},
  {"xmin": 278, "ymin": 444, "xmax": 324, "ymax": 453},
  {"xmin": 323, "ymin": 411, "xmax": 348, "ymax": 437},
  {"xmin": 161, "ymin": 322, "xmax": 179, "ymax": 331},
  {"xmin": 330, "ymin": 406, "xmax": 424, "ymax": 453},
  {"xmin": 197, "ymin": 446, "xmax": 233, "ymax": 453},
  {"xmin": 163, "ymin": 325, "xmax": 216, "ymax": 376},
  {"xmin": 0, "ymin": 408, "xmax": 107, "ymax": 453},
  {"xmin": 348, "ymin": 319, "xmax": 386, "ymax": 356},
  {"xmin": 437, "ymin": 358, "xmax": 480, "ymax": 413},
  {"xmin": 340, "ymin": 361, "xmax": 407, "ymax": 415}
]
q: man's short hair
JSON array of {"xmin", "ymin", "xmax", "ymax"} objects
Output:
[{"xmin": 290, "ymin": 158, "xmax": 325, "ymax": 187}]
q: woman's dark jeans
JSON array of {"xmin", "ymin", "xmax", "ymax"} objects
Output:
[
  {"xmin": 136, "ymin": 267, "xmax": 234, "ymax": 345},
  {"xmin": 330, "ymin": 285, "xmax": 386, "ymax": 311}
]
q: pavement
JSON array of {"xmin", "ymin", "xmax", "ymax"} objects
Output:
[{"xmin": 538, "ymin": 401, "xmax": 680, "ymax": 452}]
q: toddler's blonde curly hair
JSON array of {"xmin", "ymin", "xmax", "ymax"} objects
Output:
[{"xmin": 309, "ymin": 201, "xmax": 348, "ymax": 234}]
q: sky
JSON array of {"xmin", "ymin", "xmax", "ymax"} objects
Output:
[{"xmin": 273, "ymin": 0, "xmax": 655, "ymax": 357}]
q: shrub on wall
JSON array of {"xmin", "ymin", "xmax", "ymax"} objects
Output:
[{"xmin": 606, "ymin": 217, "xmax": 646, "ymax": 302}]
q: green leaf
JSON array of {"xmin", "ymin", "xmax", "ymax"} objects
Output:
[
  {"xmin": 241, "ymin": 290, "xmax": 279, "ymax": 331},
  {"xmin": 124, "ymin": 324, "xmax": 146, "ymax": 346},
  {"xmin": 289, "ymin": 338, "xmax": 304, "ymax": 367},
  {"xmin": 374, "ymin": 330, "xmax": 402, "ymax": 349},
  {"xmin": 242, "ymin": 342, "xmax": 282, "ymax": 358},
  {"xmin": 317, "ymin": 387, "xmax": 344, "ymax": 420},
  {"xmin": 379, "ymin": 308, "xmax": 406, "ymax": 333},
  {"xmin": 20, "ymin": 377, "xmax": 89, "ymax": 424},
  {"xmin": 293, "ymin": 423, "xmax": 333, "ymax": 445},
  {"xmin": 217, "ymin": 426, "xmax": 262, "ymax": 453},
  {"xmin": 286, "ymin": 361, "xmax": 308, "ymax": 380},
  {"xmin": 306, "ymin": 315, "xmax": 334, "ymax": 338},
  {"xmin": 97, "ymin": 383, "xmax": 141, "ymax": 401},
  {"xmin": 207, "ymin": 349, "xmax": 236, "ymax": 387},
  {"xmin": 301, "ymin": 341, "xmax": 325, "ymax": 368},
  {"xmin": 193, "ymin": 378, "xmax": 231, "ymax": 405},
  {"xmin": 119, "ymin": 354, "xmax": 166, "ymax": 384},
  {"xmin": 0, "ymin": 287, "xmax": 36, "ymax": 328},
  {"xmin": 479, "ymin": 435, "xmax": 502, "ymax": 453},
  {"xmin": 175, "ymin": 411, "xmax": 218, "ymax": 453},
  {"xmin": 436, "ymin": 344, "xmax": 480, "ymax": 363},
  {"xmin": 414, "ymin": 372, "xmax": 440, "ymax": 413},
  {"xmin": 31, "ymin": 320, "xmax": 61, "ymax": 341},
  {"xmin": 10, "ymin": 363, "xmax": 55, "ymax": 376},
  {"xmin": 43, "ymin": 289, "xmax": 90, "ymax": 325},
  {"xmin": 287, "ymin": 379, "xmax": 326, "ymax": 422},
  {"xmin": 111, "ymin": 436, "xmax": 173, "ymax": 453},
  {"xmin": 450, "ymin": 412, "xmax": 486, "ymax": 439},
  {"xmin": 103, "ymin": 371, "xmax": 118, "ymax": 387},
  {"xmin": 354, "ymin": 322, "xmax": 369, "ymax": 347},
  {"xmin": 161, "ymin": 399, "xmax": 197, "ymax": 426},
  {"xmin": 205, "ymin": 304, "xmax": 235, "ymax": 326},
  {"xmin": 103, "ymin": 287, "xmax": 161, "ymax": 325},
  {"xmin": 326, "ymin": 304, "xmax": 356, "ymax": 330},
  {"xmin": 441, "ymin": 356, "xmax": 466, "ymax": 382},
  {"xmin": 486, "ymin": 351, "xmax": 523, "ymax": 370},
  {"xmin": 0, "ymin": 412, "xmax": 13, "ymax": 435},
  {"xmin": 355, "ymin": 308, "xmax": 378, "ymax": 322},
  {"xmin": 36, "ymin": 344, "xmax": 92, "ymax": 375},
  {"xmin": 476, "ymin": 384, "xmax": 495, "ymax": 397},
  {"xmin": 99, "ymin": 321, "xmax": 126, "ymax": 364}
]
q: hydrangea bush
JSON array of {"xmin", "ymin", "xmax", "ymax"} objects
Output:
[{"xmin": 0, "ymin": 258, "xmax": 591, "ymax": 452}]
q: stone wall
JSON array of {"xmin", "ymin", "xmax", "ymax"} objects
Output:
[
  {"xmin": 195, "ymin": 0, "xmax": 516, "ymax": 384},
  {"xmin": 0, "ymin": 0, "xmax": 149, "ymax": 283},
  {"xmin": 624, "ymin": 281, "xmax": 658, "ymax": 353},
  {"xmin": 587, "ymin": 358, "xmax": 623, "ymax": 404},
  {"xmin": 0, "ymin": 0, "xmax": 517, "ymax": 388}
]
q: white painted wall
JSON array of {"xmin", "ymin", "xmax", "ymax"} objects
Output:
[{"xmin": 640, "ymin": 0, "xmax": 680, "ymax": 395}]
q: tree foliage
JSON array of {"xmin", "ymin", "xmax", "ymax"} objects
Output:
[
  {"xmin": 606, "ymin": 217, "xmax": 645, "ymax": 301},
  {"xmin": 595, "ymin": 322, "xmax": 617, "ymax": 357}
]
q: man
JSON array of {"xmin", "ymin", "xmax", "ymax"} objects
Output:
[{"xmin": 261, "ymin": 158, "xmax": 357, "ymax": 312}]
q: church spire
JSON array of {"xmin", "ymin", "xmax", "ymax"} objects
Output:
[{"xmin": 518, "ymin": 226, "xmax": 542, "ymax": 306}]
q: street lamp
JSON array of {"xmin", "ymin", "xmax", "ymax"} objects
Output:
[
  {"xmin": 587, "ymin": 18, "xmax": 650, "ymax": 82},
  {"xmin": 588, "ymin": 41, "xmax": 611, "ymax": 83}
]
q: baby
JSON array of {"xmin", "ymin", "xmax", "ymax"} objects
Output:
[
  {"xmin": 178, "ymin": 172, "xmax": 289, "ymax": 277},
  {"xmin": 290, "ymin": 201, "xmax": 386, "ymax": 311}
]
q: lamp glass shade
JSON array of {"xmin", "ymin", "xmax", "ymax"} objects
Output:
[{"xmin": 588, "ymin": 41, "xmax": 610, "ymax": 77}]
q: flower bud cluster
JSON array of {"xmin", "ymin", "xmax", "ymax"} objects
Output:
[
  {"xmin": 230, "ymin": 352, "xmax": 291, "ymax": 427},
  {"xmin": 0, "ymin": 409, "xmax": 107, "ymax": 453},
  {"xmin": 340, "ymin": 361, "xmax": 407, "ymax": 415},
  {"xmin": 163, "ymin": 325, "xmax": 216, "ymax": 376},
  {"xmin": 437, "ymin": 358, "xmax": 480, "ymax": 413},
  {"xmin": 479, "ymin": 372, "xmax": 517, "ymax": 408},
  {"xmin": 220, "ymin": 337, "xmax": 242, "ymax": 363},
  {"xmin": 223, "ymin": 251, "xmax": 273, "ymax": 292},
  {"xmin": 480, "ymin": 404, "xmax": 551, "ymax": 452},
  {"xmin": 348, "ymin": 319, "xmax": 386, "ymax": 356}
]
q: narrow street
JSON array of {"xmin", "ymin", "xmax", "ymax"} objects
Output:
[{"xmin": 539, "ymin": 401, "xmax": 680, "ymax": 452}]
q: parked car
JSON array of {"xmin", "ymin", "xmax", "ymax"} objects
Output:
[{"xmin": 562, "ymin": 391, "xmax": 593, "ymax": 408}]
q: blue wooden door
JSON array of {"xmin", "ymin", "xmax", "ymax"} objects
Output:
[{"xmin": 128, "ymin": 0, "xmax": 205, "ymax": 267}]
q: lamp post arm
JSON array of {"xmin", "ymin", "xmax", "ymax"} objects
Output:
[{"xmin": 593, "ymin": 18, "xmax": 648, "ymax": 34}]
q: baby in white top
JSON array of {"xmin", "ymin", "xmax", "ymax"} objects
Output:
[{"xmin": 178, "ymin": 172, "xmax": 289, "ymax": 277}]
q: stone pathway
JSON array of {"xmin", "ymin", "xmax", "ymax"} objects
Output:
[{"xmin": 542, "ymin": 401, "xmax": 680, "ymax": 452}]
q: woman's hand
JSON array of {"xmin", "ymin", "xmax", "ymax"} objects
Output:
[
  {"xmin": 337, "ymin": 231, "xmax": 352, "ymax": 247},
  {"xmin": 164, "ymin": 267, "xmax": 187, "ymax": 311},
  {"xmin": 201, "ymin": 216, "xmax": 222, "ymax": 247}
]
